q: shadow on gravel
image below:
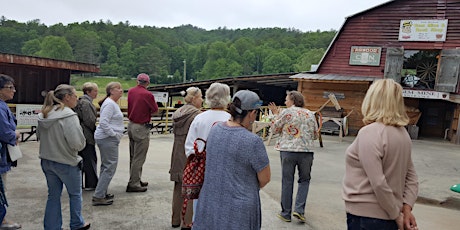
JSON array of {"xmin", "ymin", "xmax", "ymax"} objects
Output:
[{"xmin": 417, "ymin": 196, "xmax": 460, "ymax": 211}]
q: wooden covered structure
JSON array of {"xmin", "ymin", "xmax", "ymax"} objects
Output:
[
  {"xmin": 292, "ymin": 0, "xmax": 460, "ymax": 143},
  {"xmin": 0, "ymin": 53, "xmax": 100, "ymax": 104},
  {"xmin": 147, "ymin": 73, "xmax": 298, "ymax": 107}
]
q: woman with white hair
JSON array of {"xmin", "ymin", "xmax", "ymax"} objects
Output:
[
  {"xmin": 183, "ymin": 82, "xmax": 231, "ymax": 228},
  {"xmin": 184, "ymin": 83, "xmax": 231, "ymax": 158}
]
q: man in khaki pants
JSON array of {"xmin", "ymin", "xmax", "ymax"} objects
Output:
[{"xmin": 126, "ymin": 73, "xmax": 158, "ymax": 192}]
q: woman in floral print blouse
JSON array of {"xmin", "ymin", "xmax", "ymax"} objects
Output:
[{"xmin": 268, "ymin": 90, "xmax": 318, "ymax": 224}]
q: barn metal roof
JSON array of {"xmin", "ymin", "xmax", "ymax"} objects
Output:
[
  {"xmin": 0, "ymin": 53, "xmax": 100, "ymax": 73},
  {"xmin": 290, "ymin": 73, "xmax": 377, "ymax": 82},
  {"xmin": 147, "ymin": 72, "xmax": 298, "ymax": 96}
]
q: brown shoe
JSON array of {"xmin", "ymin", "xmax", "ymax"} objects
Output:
[
  {"xmin": 140, "ymin": 181, "xmax": 148, "ymax": 187},
  {"xmin": 126, "ymin": 186, "xmax": 147, "ymax": 193},
  {"xmin": 92, "ymin": 196, "xmax": 113, "ymax": 206}
]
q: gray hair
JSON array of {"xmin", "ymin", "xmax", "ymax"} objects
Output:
[{"xmin": 205, "ymin": 83, "xmax": 231, "ymax": 109}]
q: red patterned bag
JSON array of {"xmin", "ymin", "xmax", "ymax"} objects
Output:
[
  {"xmin": 181, "ymin": 138, "xmax": 206, "ymax": 227},
  {"xmin": 182, "ymin": 138, "xmax": 206, "ymax": 199}
]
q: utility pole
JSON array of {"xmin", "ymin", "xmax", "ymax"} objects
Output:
[{"xmin": 183, "ymin": 59, "xmax": 186, "ymax": 83}]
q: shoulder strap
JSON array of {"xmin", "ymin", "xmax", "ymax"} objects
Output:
[{"xmin": 193, "ymin": 138, "xmax": 206, "ymax": 155}]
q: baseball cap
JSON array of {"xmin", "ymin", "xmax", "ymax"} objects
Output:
[
  {"xmin": 137, "ymin": 73, "xmax": 150, "ymax": 83},
  {"xmin": 232, "ymin": 90, "xmax": 263, "ymax": 113}
]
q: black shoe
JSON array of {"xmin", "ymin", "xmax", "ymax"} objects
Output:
[
  {"xmin": 172, "ymin": 224, "xmax": 180, "ymax": 228},
  {"xmin": 140, "ymin": 181, "xmax": 148, "ymax": 187},
  {"xmin": 181, "ymin": 228, "xmax": 191, "ymax": 230},
  {"xmin": 105, "ymin": 193, "xmax": 114, "ymax": 200},
  {"xmin": 76, "ymin": 223, "xmax": 91, "ymax": 230},
  {"xmin": 126, "ymin": 186, "xmax": 147, "ymax": 193}
]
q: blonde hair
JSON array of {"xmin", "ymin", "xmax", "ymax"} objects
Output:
[
  {"xmin": 205, "ymin": 82, "xmax": 231, "ymax": 109},
  {"xmin": 181, "ymin": 87, "xmax": 202, "ymax": 104},
  {"xmin": 82, "ymin": 82, "xmax": 98, "ymax": 95},
  {"xmin": 41, "ymin": 84, "xmax": 76, "ymax": 118},
  {"xmin": 361, "ymin": 79, "xmax": 409, "ymax": 126},
  {"xmin": 98, "ymin": 82, "xmax": 121, "ymax": 106}
]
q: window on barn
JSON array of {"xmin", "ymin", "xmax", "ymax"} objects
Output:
[{"xmin": 401, "ymin": 50, "xmax": 440, "ymax": 89}]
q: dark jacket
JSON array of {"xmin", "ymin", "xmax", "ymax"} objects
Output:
[{"xmin": 74, "ymin": 95, "xmax": 97, "ymax": 145}]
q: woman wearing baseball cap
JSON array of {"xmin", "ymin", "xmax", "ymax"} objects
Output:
[{"xmin": 193, "ymin": 90, "xmax": 271, "ymax": 229}]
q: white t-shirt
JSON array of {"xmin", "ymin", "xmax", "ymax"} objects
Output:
[{"xmin": 184, "ymin": 110, "xmax": 230, "ymax": 157}]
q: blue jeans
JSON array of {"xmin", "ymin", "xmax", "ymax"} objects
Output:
[
  {"xmin": 347, "ymin": 213, "xmax": 397, "ymax": 230},
  {"xmin": 0, "ymin": 204, "xmax": 6, "ymax": 223},
  {"xmin": 279, "ymin": 151, "xmax": 314, "ymax": 219},
  {"xmin": 94, "ymin": 136, "xmax": 120, "ymax": 199},
  {"xmin": 41, "ymin": 159, "xmax": 85, "ymax": 230}
]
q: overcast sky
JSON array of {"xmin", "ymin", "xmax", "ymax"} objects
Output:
[{"xmin": 3, "ymin": 0, "xmax": 389, "ymax": 31}]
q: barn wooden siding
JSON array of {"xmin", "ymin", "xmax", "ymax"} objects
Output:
[
  {"xmin": 318, "ymin": 0, "xmax": 460, "ymax": 77},
  {"xmin": 298, "ymin": 80, "xmax": 372, "ymax": 135},
  {"xmin": 0, "ymin": 53, "xmax": 99, "ymax": 104}
]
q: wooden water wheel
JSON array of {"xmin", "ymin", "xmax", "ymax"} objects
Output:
[{"xmin": 416, "ymin": 61, "xmax": 437, "ymax": 89}]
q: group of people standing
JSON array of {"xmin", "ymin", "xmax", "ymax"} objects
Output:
[
  {"xmin": 34, "ymin": 73, "xmax": 157, "ymax": 230},
  {"xmin": 0, "ymin": 71, "xmax": 419, "ymax": 230},
  {"xmin": 169, "ymin": 79, "xmax": 419, "ymax": 230}
]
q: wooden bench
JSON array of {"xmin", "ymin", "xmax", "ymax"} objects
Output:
[
  {"xmin": 20, "ymin": 126, "xmax": 37, "ymax": 142},
  {"xmin": 151, "ymin": 109, "xmax": 174, "ymax": 134},
  {"xmin": 121, "ymin": 108, "xmax": 175, "ymax": 134}
]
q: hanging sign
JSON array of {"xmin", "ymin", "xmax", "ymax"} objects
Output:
[
  {"xmin": 349, "ymin": 46, "xmax": 381, "ymax": 66},
  {"xmin": 398, "ymin": 19, "xmax": 448, "ymax": 41},
  {"xmin": 402, "ymin": 89, "xmax": 450, "ymax": 99}
]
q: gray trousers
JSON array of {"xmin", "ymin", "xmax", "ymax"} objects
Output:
[
  {"xmin": 127, "ymin": 122, "xmax": 150, "ymax": 187},
  {"xmin": 279, "ymin": 151, "xmax": 314, "ymax": 218},
  {"xmin": 94, "ymin": 136, "xmax": 119, "ymax": 199}
]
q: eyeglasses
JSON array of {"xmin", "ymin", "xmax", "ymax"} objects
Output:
[
  {"xmin": 3, "ymin": 86, "xmax": 15, "ymax": 90},
  {"xmin": 68, "ymin": 93, "xmax": 77, "ymax": 98}
]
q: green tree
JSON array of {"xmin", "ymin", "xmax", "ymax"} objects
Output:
[
  {"xmin": 0, "ymin": 27, "xmax": 25, "ymax": 54},
  {"xmin": 100, "ymin": 45, "xmax": 120, "ymax": 76},
  {"xmin": 119, "ymin": 39, "xmax": 136, "ymax": 78},
  {"xmin": 241, "ymin": 50, "xmax": 256, "ymax": 75},
  {"xmin": 293, "ymin": 48, "xmax": 325, "ymax": 72},
  {"xmin": 134, "ymin": 44, "xmax": 171, "ymax": 79},
  {"xmin": 263, "ymin": 52, "xmax": 292, "ymax": 74},
  {"xmin": 231, "ymin": 37, "xmax": 255, "ymax": 56},
  {"xmin": 21, "ymin": 39, "xmax": 41, "ymax": 56},
  {"xmin": 66, "ymin": 27, "xmax": 101, "ymax": 63},
  {"xmin": 37, "ymin": 36, "xmax": 74, "ymax": 61}
]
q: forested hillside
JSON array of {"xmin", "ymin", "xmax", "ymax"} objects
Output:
[{"xmin": 0, "ymin": 16, "xmax": 336, "ymax": 84}]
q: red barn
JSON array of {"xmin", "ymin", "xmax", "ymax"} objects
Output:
[{"xmin": 293, "ymin": 0, "xmax": 460, "ymax": 144}]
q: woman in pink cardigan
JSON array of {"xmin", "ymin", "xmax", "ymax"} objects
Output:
[{"xmin": 342, "ymin": 79, "xmax": 418, "ymax": 230}]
